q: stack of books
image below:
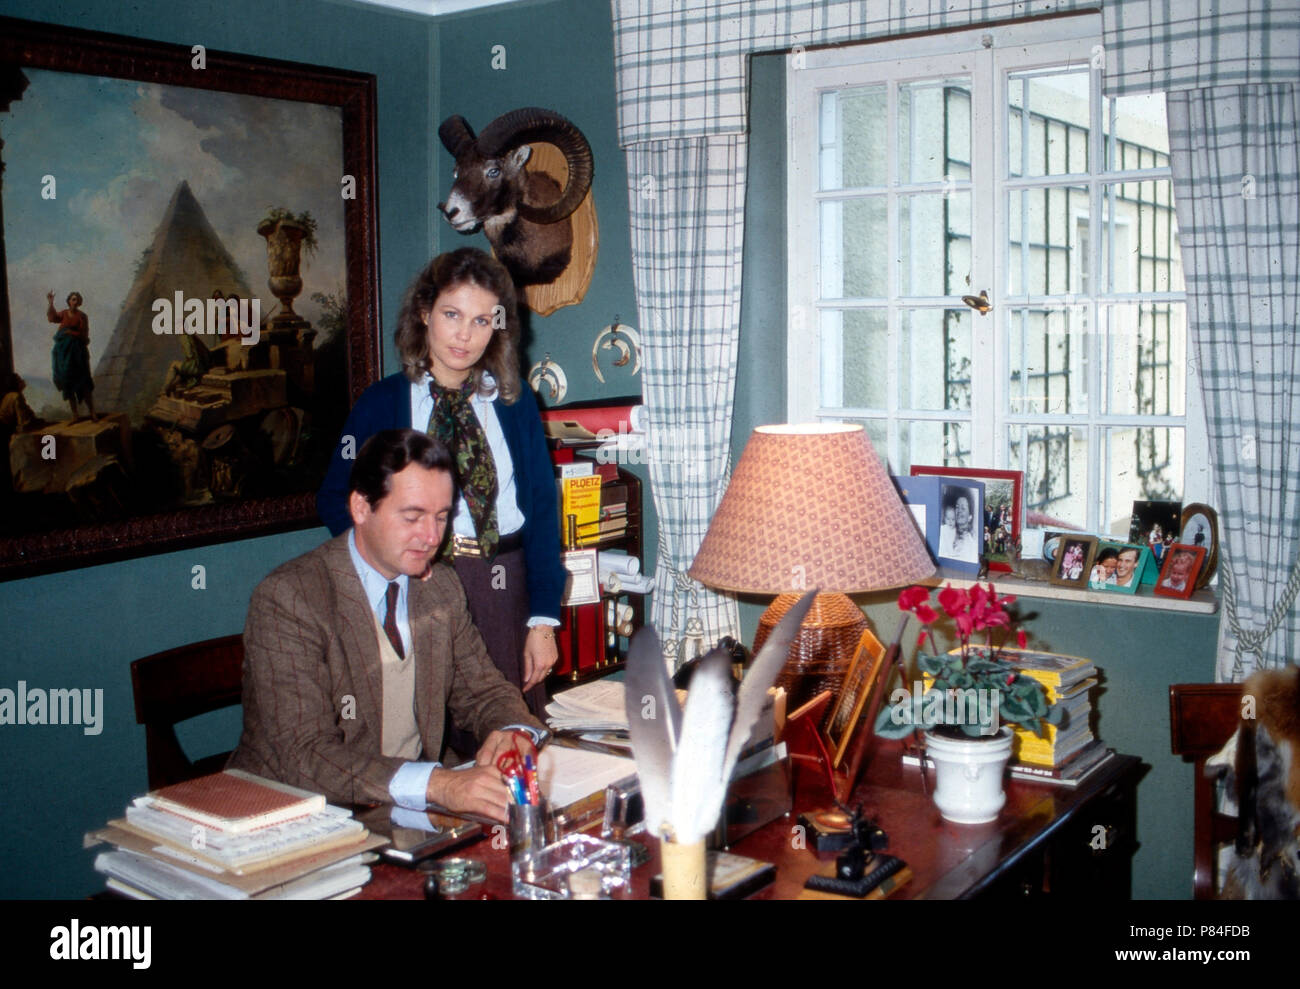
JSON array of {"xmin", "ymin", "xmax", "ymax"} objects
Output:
[
  {"xmin": 86, "ymin": 769, "xmax": 385, "ymax": 899},
  {"xmin": 1008, "ymin": 649, "xmax": 1112, "ymax": 786}
]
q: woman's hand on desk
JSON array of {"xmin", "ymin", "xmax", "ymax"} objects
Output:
[
  {"xmin": 522, "ymin": 625, "xmax": 559, "ymax": 690},
  {"xmin": 425, "ymin": 765, "xmax": 512, "ymax": 823}
]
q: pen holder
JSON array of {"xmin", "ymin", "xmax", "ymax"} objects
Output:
[
  {"xmin": 508, "ymin": 800, "xmax": 553, "ymax": 876},
  {"xmin": 659, "ymin": 836, "xmax": 707, "ymax": 900}
]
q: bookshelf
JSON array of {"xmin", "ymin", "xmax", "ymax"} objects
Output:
[{"xmin": 548, "ymin": 443, "xmax": 645, "ymax": 684}]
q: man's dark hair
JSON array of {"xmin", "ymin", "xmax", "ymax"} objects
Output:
[{"xmin": 349, "ymin": 429, "xmax": 455, "ymax": 507}]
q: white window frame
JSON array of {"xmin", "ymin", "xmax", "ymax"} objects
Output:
[{"xmin": 786, "ymin": 13, "xmax": 1209, "ymax": 533}]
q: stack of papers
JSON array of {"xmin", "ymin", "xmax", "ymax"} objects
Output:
[{"xmin": 546, "ymin": 679, "xmax": 632, "ymax": 733}]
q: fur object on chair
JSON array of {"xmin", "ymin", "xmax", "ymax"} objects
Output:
[{"xmin": 1218, "ymin": 665, "xmax": 1300, "ymax": 899}]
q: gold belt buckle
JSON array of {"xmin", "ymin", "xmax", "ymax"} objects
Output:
[{"xmin": 451, "ymin": 533, "xmax": 481, "ymax": 558}]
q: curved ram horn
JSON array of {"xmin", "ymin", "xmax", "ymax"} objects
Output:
[
  {"xmin": 476, "ymin": 106, "xmax": 594, "ymax": 224},
  {"xmin": 437, "ymin": 115, "xmax": 478, "ymax": 159}
]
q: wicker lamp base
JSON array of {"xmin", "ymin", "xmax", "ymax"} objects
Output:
[{"xmin": 754, "ymin": 592, "xmax": 868, "ymax": 715}]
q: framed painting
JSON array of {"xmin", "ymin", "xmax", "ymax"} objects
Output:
[
  {"xmin": 911, "ymin": 465, "xmax": 1023, "ymax": 572},
  {"xmin": 0, "ymin": 16, "xmax": 380, "ymax": 580}
]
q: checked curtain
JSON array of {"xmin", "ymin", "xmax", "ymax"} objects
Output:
[{"xmin": 612, "ymin": 0, "xmax": 1300, "ymax": 675}]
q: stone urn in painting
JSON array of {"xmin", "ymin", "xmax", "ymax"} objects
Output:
[{"xmin": 257, "ymin": 208, "xmax": 316, "ymax": 335}]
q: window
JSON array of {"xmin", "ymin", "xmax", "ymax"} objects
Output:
[{"xmin": 786, "ymin": 15, "xmax": 1206, "ymax": 534}]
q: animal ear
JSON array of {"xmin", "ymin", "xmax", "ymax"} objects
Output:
[{"xmin": 509, "ymin": 145, "xmax": 532, "ymax": 169}]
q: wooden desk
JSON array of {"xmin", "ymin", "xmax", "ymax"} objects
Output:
[{"xmin": 356, "ymin": 742, "xmax": 1143, "ymax": 900}]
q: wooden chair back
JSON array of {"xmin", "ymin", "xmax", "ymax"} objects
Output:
[
  {"xmin": 1168, "ymin": 682, "xmax": 1244, "ymax": 899},
  {"xmin": 130, "ymin": 634, "xmax": 244, "ymax": 789}
]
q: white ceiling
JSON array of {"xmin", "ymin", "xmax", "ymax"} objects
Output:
[{"xmin": 346, "ymin": 0, "xmax": 522, "ymax": 16}]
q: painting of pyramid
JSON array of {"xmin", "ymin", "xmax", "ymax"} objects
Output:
[
  {"xmin": 0, "ymin": 27, "xmax": 376, "ymax": 578},
  {"xmin": 95, "ymin": 181, "xmax": 256, "ymax": 425}
]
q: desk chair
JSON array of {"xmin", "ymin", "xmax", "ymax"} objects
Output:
[
  {"xmin": 1168, "ymin": 682, "xmax": 1244, "ymax": 899},
  {"xmin": 131, "ymin": 634, "xmax": 244, "ymax": 789}
]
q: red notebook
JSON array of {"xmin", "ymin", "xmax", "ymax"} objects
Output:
[{"xmin": 149, "ymin": 770, "xmax": 325, "ymax": 833}]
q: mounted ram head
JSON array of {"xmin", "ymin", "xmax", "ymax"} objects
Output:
[{"xmin": 437, "ymin": 107, "xmax": 594, "ymax": 286}]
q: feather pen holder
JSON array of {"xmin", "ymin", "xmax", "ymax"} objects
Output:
[{"xmin": 660, "ymin": 836, "xmax": 707, "ymax": 900}]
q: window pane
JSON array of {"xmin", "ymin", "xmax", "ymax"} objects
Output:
[
  {"xmin": 901, "ymin": 420, "xmax": 970, "ymax": 474},
  {"xmin": 901, "ymin": 309, "xmax": 971, "ymax": 411},
  {"xmin": 1101, "ymin": 180, "xmax": 1183, "ymax": 293},
  {"xmin": 822, "ymin": 308, "xmax": 888, "ymax": 409},
  {"xmin": 1007, "ymin": 185, "xmax": 1089, "ymax": 296},
  {"xmin": 1007, "ymin": 305, "xmax": 1090, "ymax": 415},
  {"xmin": 1007, "ymin": 69, "xmax": 1090, "ymax": 178},
  {"xmin": 1104, "ymin": 92, "xmax": 1169, "ymax": 169},
  {"xmin": 821, "ymin": 86, "xmax": 887, "ymax": 190},
  {"xmin": 900, "ymin": 192, "xmax": 970, "ymax": 295},
  {"xmin": 1008, "ymin": 424, "xmax": 1088, "ymax": 529},
  {"xmin": 820, "ymin": 198, "xmax": 887, "ymax": 298},
  {"xmin": 1103, "ymin": 427, "xmax": 1184, "ymax": 534},
  {"xmin": 899, "ymin": 79, "xmax": 971, "ymax": 184},
  {"xmin": 838, "ymin": 417, "xmax": 889, "ymax": 467},
  {"xmin": 1102, "ymin": 303, "xmax": 1186, "ymax": 416}
]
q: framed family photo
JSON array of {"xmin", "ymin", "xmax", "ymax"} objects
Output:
[
  {"xmin": 1050, "ymin": 534, "xmax": 1096, "ymax": 588},
  {"xmin": 1089, "ymin": 541, "xmax": 1152, "ymax": 595},
  {"xmin": 825, "ymin": 627, "xmax": 888, "ymax": 768},
  {"xmin": 1179, "ymin": 503, "xmax": 1219, "ymax": 589},
  {"xmin": 1153, "ymin": 544, "xmax": 1207, "ymax": 599},
  {"xmin": 0, "ymin": 16, "xmax": 381, "ymax": 579}
]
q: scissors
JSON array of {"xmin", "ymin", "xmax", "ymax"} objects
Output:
[{"xmin": 496, "ymin": 749, "xmax": 525, "ymax": 780}]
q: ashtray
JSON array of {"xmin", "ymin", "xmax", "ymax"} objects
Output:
[
  {"xmin": 418, "ymin": 856, "xmax": 487, "ymax": 896},
  {"xmin": 511, "ymin": 833, "xmax": 632, "ymax": 900}
]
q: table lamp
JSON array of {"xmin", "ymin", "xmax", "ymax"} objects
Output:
[{"xmin": 688, "ymin": 424, "xmax": 935, "ymax": 809}]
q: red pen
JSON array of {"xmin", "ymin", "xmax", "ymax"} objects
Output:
[{"xmin": 524, "ymin": 754, "xmax": 540, "ymax": 805}]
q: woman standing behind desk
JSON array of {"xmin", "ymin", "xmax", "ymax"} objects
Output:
[{"xmin": 317, "ymin": 248, "xmax": 564, "ymax": 738}]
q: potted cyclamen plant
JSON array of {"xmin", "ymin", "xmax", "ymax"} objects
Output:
[{"xmin": 875, "ymin": 584, "xmax": 1065, "ymax": 823}]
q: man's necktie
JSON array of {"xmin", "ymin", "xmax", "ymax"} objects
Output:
[{"xmin": 383, "ymin": 581, "xmax": 405, "ymax": 659}]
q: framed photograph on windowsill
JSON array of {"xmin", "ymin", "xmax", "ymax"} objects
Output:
[
  {"xmin": 1092, "ymin": 542, "xmax": 1152, "ymax": 595},
  {"xmin": 1179, "ymin": 503, "xmax": 1219, "ymax": 589},
  {"xmin": 911, "ymin": 466, "xmax": 1022, "ymax": 573},
  {"xmin": 1153, "ymin": 544, "xmax": 1206, "ymax": 599},
  {"xmin": 1050, "ymin": 535, "xmax": 1096, "ymax": 588}
]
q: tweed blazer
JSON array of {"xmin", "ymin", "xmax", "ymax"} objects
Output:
[{"xmin": 227, "ymin": 534, "xmax": 543, "ymax": 806}]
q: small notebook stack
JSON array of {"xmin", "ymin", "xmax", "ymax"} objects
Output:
[{"xmin": 86, "ymin": 769, "xmax": 385, "ymax": 899}]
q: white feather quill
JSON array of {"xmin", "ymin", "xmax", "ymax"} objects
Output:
[{"xmin": 668, "ymin": 648, "xmax": 734, "ymax": 842}]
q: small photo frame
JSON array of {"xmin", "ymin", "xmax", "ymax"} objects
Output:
[
  {"xmin": 1154, "ymin": 544, "xmax": 1207, "ymax": 599},
  {"xmin": 1050, "ymin": 535, "xmax": 1098, "ymax": 587},
  {"xmin": 1128, "ymin": 499, "xmax": 1183, "ymax": 579},
  {"xmin": 825, "ymin": 627, "xmax": 887, "ymax": 769},
  {"xmin": 1180, "ymin": 503, "xmax": 1219, "ymax": 589},
  {"xmin": 1092, "ymin": 541, "xmax": 1152, "ymax": 594}
]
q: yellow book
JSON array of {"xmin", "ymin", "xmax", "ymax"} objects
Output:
[{"xmin": 560, "ymin": 474, "xmax": 603, "ymax": 544}]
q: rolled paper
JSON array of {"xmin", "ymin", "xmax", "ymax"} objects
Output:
[
  {"xmin": 597, "ymin": 550, "xmax": 640, "ymax": 576},
  {"xmin": 660, "ymin": 836, "xmax": 707, "ymax": 900}
]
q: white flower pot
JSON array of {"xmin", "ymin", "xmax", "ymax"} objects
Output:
[{"xmin": 924, "ymin": 726, "xmax": 1015, "ymax": 824}]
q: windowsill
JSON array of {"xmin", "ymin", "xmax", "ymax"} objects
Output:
[{"xmin": 920, "ymin": 562, "xmax": 1220, "ymax": 615}]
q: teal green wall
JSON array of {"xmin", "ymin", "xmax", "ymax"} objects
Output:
[
  {"xmin": 0, "ymin": 1, "xmax": 1217, "ymax": 900},
  {"xmin": 737, "ymin": 51, "xmax": 1222, "ymax": 899}
]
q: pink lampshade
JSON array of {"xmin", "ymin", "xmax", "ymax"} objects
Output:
[{"xmin": 689, "ymin": 424, "xmax": 935, "ymax": 594}]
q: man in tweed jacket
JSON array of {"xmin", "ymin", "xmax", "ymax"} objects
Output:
[{"xmin": 228, "ymin": 429, "xmax": 545, "ymax": 821}]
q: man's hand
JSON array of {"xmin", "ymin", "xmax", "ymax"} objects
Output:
[
  {"xmin": 425, "ymin": 765, "xmax": 512, "ymax": 823},
  {"xmin": 522, "ymin": 625, "xmax": 558, "ymax": 691},
  {"xmin": 475, "ymin": 728, "xmax": 537, "ymax": 772}
]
